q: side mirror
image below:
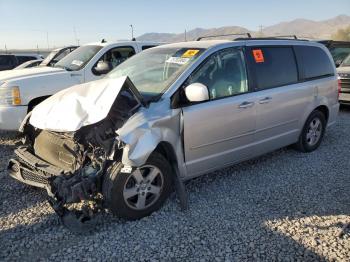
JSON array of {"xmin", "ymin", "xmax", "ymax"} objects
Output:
[
  {"xmin": 335, "ymin": 60, "xmax": 341, "ymax": 67},
  {"xmin": 185, "ymin": 83, "xmax": 209, "ymax": 102},
  {"xmin": 93, "ymin": 61, "xmax": 112, "ymax": 75}
]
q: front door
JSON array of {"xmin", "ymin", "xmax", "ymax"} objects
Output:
[
  {"xmin": 181, "ymin": 47, "xmax": 257, "ymax": 176},
  {"xmin": 85, "ymin": 45, "xmax": 137, "ymax": 82}
]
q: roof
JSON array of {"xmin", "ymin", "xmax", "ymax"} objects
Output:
[
  {"xmin": 84, "ymin": 40, "xmax": 164, "ymax": 47},
  {"xmin": 52, "ymin": 45, "xmax": 79, "ymax": 52},
  {"xmin": 153, "ymin": 38, "xmax": 324, "ymax": 51},
  {"xmin": 153, "ymin": 40, "xmax": 231, "ymax": 49},
  {"xmin": 0, "ymin": 53, "xmax": 42, "ymax": 57}
]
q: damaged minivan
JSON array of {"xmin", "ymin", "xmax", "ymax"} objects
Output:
[{"xmin": 9, "ymin": 38, "xmax": 339, "ymax": 227}]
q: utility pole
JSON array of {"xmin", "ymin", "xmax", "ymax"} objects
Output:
[
  {"xmin": 46, "ymin": 31, "xmax": 50, "ymax": 51},
  {"xmin": 130, "ymin": 24, "xmax": 134, "ymax": 40},
  {"xmin": 185, "ymin": 30, "xmax": 187, "ymax": 41},
  {"xmin": 37, "ymin": 44, "xmax": 39, "ymax": 54},
  {"xmin": 73, "ymin": 26, "xmax": 79, "ymax": 46},
  {"xmin": 5, "ymin": 44, "xmax": 7, "ymax": 54},
  {"xmin": 259, "ymin": 25, "xmax": 264, "ymax": 36}
]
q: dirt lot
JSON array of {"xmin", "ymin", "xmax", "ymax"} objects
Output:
[{"xmin": 0, "ymin": 108, "xmax": 349, "ymax": 261}]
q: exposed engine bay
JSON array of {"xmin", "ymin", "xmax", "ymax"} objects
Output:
[
  {"xmin": 9, "ymin": 79, "xmax": 144, "ymax": 232},
  {"xmin": 8, "ymin": 76, "xmax": 188, "ymax": 233}
]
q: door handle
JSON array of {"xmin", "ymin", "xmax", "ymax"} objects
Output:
[
  {"xmin": 70, "ymin": 73, "xmax": 82, "ymax": 77},
  {"xmin": 259, "ymin": 97, "xmax": 272, "ymax": 104},
  {"xmin": 238, "ymin": 101, "xmax": 255, "ymax": 109}
]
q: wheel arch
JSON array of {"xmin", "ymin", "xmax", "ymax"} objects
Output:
[
  {"xmin": 153, "ymin": 141, "xmax": 179, "ymax": 173},
  {"xmin": 314, "ymin": 104, "xmax": 329, "ymax": 123},
  {"xmin": 27, "ymin": 95, "xmax": 50, "ymax": 113}
]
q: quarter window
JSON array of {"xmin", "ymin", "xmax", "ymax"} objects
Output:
[
  {"xmin": 187, "ymin": 48, "xmax": 248, "ymax": 100},
  {"xmin": 294, "ymin": 46, "xmax": 334, "ymax": 80},
  {"xmin": 252, "ymin": 47, "xmax": 298, "ymax": 90}
]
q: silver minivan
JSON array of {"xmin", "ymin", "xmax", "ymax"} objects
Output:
[{"xmin": 9, "ymin": 38, "xmax": 339, "ymax": 226}]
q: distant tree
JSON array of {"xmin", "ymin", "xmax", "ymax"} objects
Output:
[{"xmin": 332, "ymin": 26, "xmax": 350, "ymax": 41}]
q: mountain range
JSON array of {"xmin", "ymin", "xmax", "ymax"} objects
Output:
[{"xmin": 136, "ymin": 15, "xmax": 350, "ymax": 42}]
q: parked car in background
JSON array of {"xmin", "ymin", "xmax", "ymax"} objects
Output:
[
  {"xmin": 8, "ymin": 37, "xmax": 339, "ymax": 223},
  {"xmin": 337, "ymin": 54, "xmax": 350, "ymax": 104},
  {"xmin": 318, "ymin": 40, "xmax": 350, "ymax": 67},
  {"xmin": 0, "ymin": 40, "xmax": 162, "ymax": 130},
  {"xmin": 15, "ymin": 59, "xmax": 43, "ymax": 69},
  {"xmin": 39, "ymin": 46, "xmax": 78, "ymax": 67},
  {"xmin": 0, "ymin": 54, "xmax": 43, "ymax": 71}
]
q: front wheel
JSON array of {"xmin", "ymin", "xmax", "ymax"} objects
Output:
[
  {"xmin": 102, "ymin": 152, "xmax": 173, "ymax": 220},
  {"xmin": 295, "ymin": 110, "xmax": 326, "ymax": 152}
]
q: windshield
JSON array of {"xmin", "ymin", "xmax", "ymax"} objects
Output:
[
  {"xmin": 340, "ymin": 54, "xmax": 350, "ymax": 67},
  {"xmin": 329, "ymin": 46, "xmax": 350, "ymax": 66},
  {"xmin": 40, "ymin": 50, "xmax": 58, "ymax": 66},
  {"xmin": 107, "ymin": 47, "xmax": 205, "ymax": 99},
  {"xmin": 55, "ymin": 45, "xmax": 102, "ymax": 71}
]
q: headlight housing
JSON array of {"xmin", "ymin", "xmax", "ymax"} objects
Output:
[{"xmin": 0, "ymin": 86, "xmax": 22, "ymax": 105}]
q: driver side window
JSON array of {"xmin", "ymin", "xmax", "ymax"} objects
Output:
[
  {"xmin": 187, "ymin": 48, "xmax": 248, "ymax": 100},
  {"xmin": 93, "ymin": 46, "xmax": 136, "ymax": 75}
]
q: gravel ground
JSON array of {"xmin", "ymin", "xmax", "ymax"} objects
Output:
[{"xmin": 1, "ymin": 108, "xmax": 350, "ymax": 262}]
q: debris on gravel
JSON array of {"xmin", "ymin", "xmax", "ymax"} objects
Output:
[{"xmin": 1, "ymin": 109, "xmax": 350, "ymax": 261}]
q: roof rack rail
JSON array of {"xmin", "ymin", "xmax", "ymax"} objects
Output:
[
  {"xmin": 235, "ymin": 35, "xmax": 309, "ymax": 41},
  {"xmin": 196, "ymin": 33, "xmax": 251, "ymax": 41},
  {"xmin": 269, "ymin": 35, "xmax": 298, "ymax": 39}
]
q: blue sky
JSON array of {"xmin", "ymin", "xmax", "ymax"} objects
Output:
[{"xmin": 0, "ymin": 0, "xmax": 349, "ymax": 49}]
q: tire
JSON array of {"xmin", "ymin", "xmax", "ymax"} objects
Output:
[
  {"xmin": 102, "ymin": 152, "xmax": 173, "ymax": 220},
  {"xmin": 294, "ymin": 110, "xmax": 326, "ymax": 153}
]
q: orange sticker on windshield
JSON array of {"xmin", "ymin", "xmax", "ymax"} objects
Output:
[
  {"xmin": 252, "ymin": 49, "xmax": 264, "ymax": 63},
  {"xmin": 182, "ymin": 49, "xmax": 200, "ymax": 58}
]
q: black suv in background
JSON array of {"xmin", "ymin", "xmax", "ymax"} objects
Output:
[
  {"xmin": 0, "ymin": 54, "xmax": 43, "ymax": 71},
  {"xmin": 318, "ymin": 40, "xmax": 350, "ymax": 67}
]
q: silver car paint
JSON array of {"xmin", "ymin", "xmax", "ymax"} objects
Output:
[{"xmin": 116, "ymin": 40, "xmax": 339, "ymax": 180}]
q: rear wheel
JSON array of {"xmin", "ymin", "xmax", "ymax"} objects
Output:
[
  {"xmin": 295, "ymin": 110, "xmax": 326, "ymax": 152},
  {"xmin": 102, "ymin": 152, "xmax": 172, "ymax": 220}
]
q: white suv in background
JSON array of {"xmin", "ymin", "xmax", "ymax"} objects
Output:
[{"xmin": 0, "ymin": 40, "xmax": 161, "ymax": 130}]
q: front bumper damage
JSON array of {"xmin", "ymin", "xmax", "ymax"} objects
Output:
[
  {"xmin": 8, "ymin": 76, "xmax": 189, "ymax": 233},
  {"xmin": 8, "ymin": 146, "xmax": 104, "ymax": 233},
  {"xmin": 9, "ymin": 146, "xmax": 61, "ymax": 188}
]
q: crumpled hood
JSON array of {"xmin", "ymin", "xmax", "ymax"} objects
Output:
[
  {"xmin": 29, "ymin": 76, "xmax": 128, "ymax": 132},
  {"xmin": 0, "ymin": 67, "xmax": 65, "ymax": 85}
]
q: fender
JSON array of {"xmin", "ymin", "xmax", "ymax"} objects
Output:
[{"xmin": 117, "ymin": 98, "xmax": 188, "ymax": 178}]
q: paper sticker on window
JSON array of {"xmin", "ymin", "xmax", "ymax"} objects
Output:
[
  {"xmin": 166, "ymin": 57, "xmax": 190, "ymax": 65},
  {"xmin": 252, "ymin": 49, "xmax": 264, "ymax": 63},
  {"xmin": 71, "ymin": 60, "xmax": 83, "ymax": 66},
  {"xmin": 182, "ymin": 49, "xmax": 200, "ymax": 58}
]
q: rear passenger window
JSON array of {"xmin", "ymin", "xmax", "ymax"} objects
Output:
[
  {"xmin": 252, "ymin": 47, "xmax": 298, "ymax": 90},
  {"xmin": 17, "ymin": 56, "xmax": 36, "ymax": 64},
  {"xmin": 0, "ymin": 56, "xmax": 14, "ymax": 66},
  {"xmin": 294, "ymin": 46, "xmax": 334, "ymax": 80}
]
